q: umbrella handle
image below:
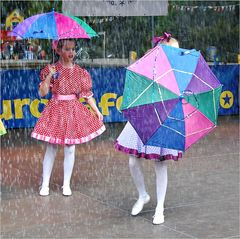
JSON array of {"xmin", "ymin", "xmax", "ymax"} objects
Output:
[
  {"xmin": 180, "ymin": 90, "xmax": 199, "ymax": 106},
  {"xmin": 179, "ymin": 90, "xmax": 199, "ymax": 119},
  {"xmin": 52, "ymin": 72, "xmax": 60, "ymax": 80},
  {"xmin": 163, "ymin": 90, "xmax": 199, "ymax": 121}
]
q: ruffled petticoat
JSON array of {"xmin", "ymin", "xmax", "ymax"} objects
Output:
[{"xmin": 114, "ymin": 122, "xmax": 182, "ymax": 161}]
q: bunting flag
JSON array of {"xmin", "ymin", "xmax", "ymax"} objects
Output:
[
  {"xmin": 171, "ymin": 4, "xmax": 239, "ymax": 12},
  {"xmin": 84, "ymin": 16, "xmax": 117, "ymax": 25}
]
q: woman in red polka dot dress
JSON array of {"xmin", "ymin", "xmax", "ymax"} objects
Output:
[{"xmin": 32, "ymin": 39, "xmax": 106, "ymax": 196}]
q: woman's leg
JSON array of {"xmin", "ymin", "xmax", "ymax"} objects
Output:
[
  {"xmin": 40, "ymin": 143, "xmax": 58, "ymax": 196},
  {"xmin": 153, "ymin": 160, "xmax": 168, "ymax": 224},
  {"xmin": 63, "ymin": 145, "xmax": 75, "ymax": 196},
  {"xmin": 129, "ymin": 155, "xmax": 150, "ymax": 215}
]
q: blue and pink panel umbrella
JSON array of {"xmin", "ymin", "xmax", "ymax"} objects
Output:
[
  {"xmin": 121, "ymin": 44, "xmax": 222, "ymax": 151},
  {"xmin": 11, "ymin": 10, "xmax": 97, "ymax": 40}
]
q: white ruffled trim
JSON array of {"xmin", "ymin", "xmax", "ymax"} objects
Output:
[{"xmin": 31, "ymin": 125, "xmax": 106, "ymax": 145}]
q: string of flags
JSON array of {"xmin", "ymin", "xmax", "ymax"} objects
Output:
[
  {"xmin": 83, "ymin": 16, "xmax": 118, "ymax": 25},
  {"xmin": 83, "ymin": 2, "xmax": 239, "ymax": 25},
  {"xmin": 171, "ymin": 4, "xmax": 239, "ymax": 12}
]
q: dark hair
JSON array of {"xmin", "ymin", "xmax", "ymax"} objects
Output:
[
  {"xmin": 51, "ymin": 39, "xmax": 76, "ymax": 63},
  {"xmin": 56, "ymin": 38, "xmax": 76, "ymax": 49}
]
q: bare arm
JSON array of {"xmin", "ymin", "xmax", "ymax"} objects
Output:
[
  {"xmin": 39, "ymin": 73, "xmax": 52, "ymax": 97},
  {"xmin": 39, "ymin": 65, "xmax": 56, "ymax": 97},
  {"xmin": 85, "ymin": 97, "xmax": 103, "ymax": 121}
]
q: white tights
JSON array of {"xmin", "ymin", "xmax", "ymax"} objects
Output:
[
  {"xmin": 41, "ymin": 144, "xmax": 76, "ymax": 188},
  {"xmin": 129, "ymin": 155, "xmax": 167, "ymax": 213}
]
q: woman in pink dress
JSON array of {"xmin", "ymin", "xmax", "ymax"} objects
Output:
[
  {"xmin": 115, "ymin": 33, "xmax": 182, "ymax": 225},
  {"xmin": 32, "ymin": 39, "xmax": 105, "ymax": 196}
]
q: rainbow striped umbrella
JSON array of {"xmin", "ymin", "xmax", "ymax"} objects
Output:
[
  {"xmin": 121, "ymin": 44, "xmax": 222, "ymax": 151},
  {"xmin": 11, "ymin": 10, "xmax": 97, "ymax": 40}
]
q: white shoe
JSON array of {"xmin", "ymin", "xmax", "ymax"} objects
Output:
[
  {"xmin": 153, "ymin": 212, "xmax": 164, "ymax": 225},
  {"xmin": 131, "ymin": 194, "xmax": 150, "ymax": 216},
  {"xmin": 62, "ymin": 186, "xmax": 72, "ymax": 196},
  {"xmin": 152, "ymin": 213, "xmax": 165, "ymax": 225},
  {"xmin": 39, "ymin": 186, "xmax": 49, "ymax": 196}
]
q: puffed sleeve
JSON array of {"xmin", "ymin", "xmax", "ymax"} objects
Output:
[
  {"xmin": 79, "ymin": 68, "xmax": 94, "ymax": 99},
  {"xmin": 39, "ymin": 64, "xmax": 53, "ymax": 88}
]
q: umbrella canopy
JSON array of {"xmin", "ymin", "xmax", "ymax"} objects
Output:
[
  {"xmin": 11, "ymin": 10, "xmax": 98, "ymax": 40},
  {"xmin": 121, "ymin": 44, "xmax": 222, "ymax": 151}
]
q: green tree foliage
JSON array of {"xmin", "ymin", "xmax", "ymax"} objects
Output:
[
  {"xmin": 88, "ymin": 0, "xmax": 239, "ymax": 62},
  {"xmin": 162, "ymin": 0, "xmax": 239, "ymax": 62}
]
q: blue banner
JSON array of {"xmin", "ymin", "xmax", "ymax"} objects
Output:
[
  {"xmin": 0, "ymin": 64, "xmax": 239, "ymax": 129},
  {"xmin": 210, "ymin": 65, "xmax": 239, "ymax": 115}
]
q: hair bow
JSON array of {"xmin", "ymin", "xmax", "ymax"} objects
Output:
[{"xmin": 152, "ymin": 32, "xmax": 172, "ymax": 46}]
